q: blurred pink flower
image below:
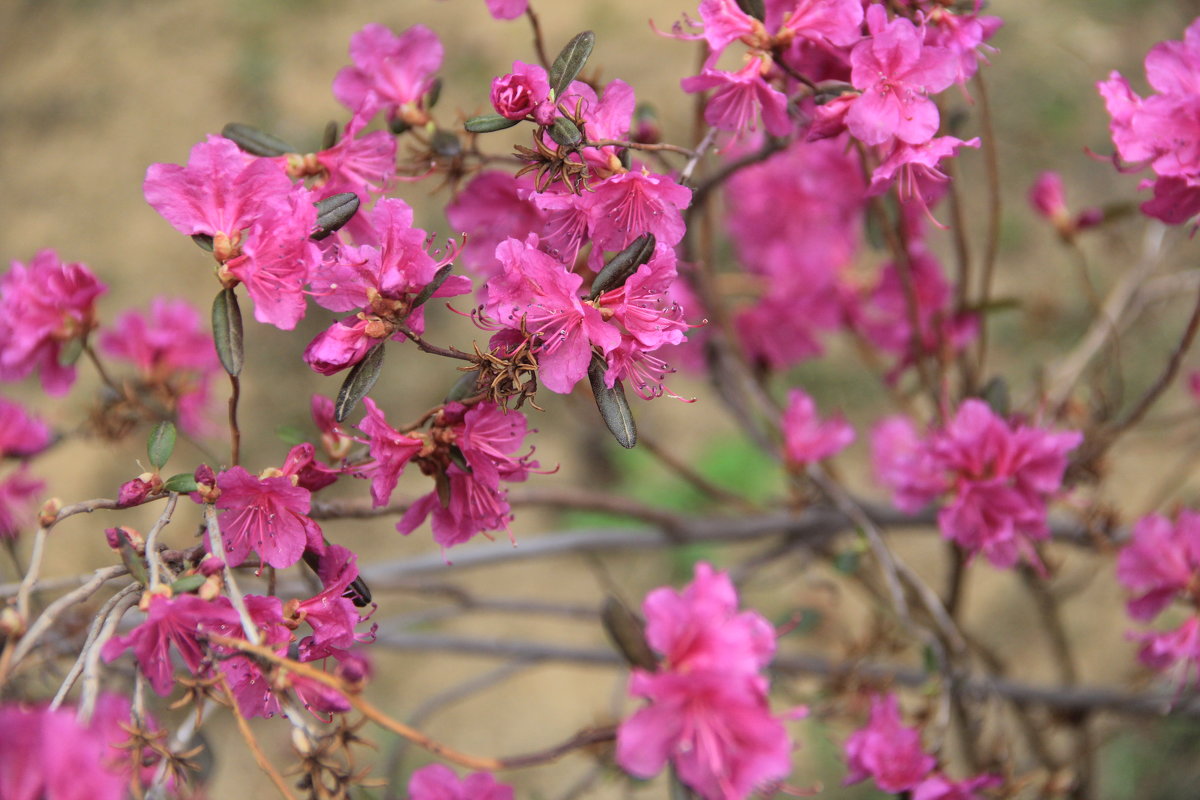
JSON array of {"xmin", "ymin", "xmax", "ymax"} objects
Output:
[
  {"xmin": 844, "ymin": 694, "xmax": 935, "ymax": 792},
  {"xmin": 781, "ymin": 388, "xmax": 855, "ymax": 465},
  {"xmin": 333, "ymin": 24, "xmax": 442, "ymax": 123},
  {"xmin": 0, "ymin": 397, "xmax": 51, "ymax": 457},
  {"xmin": 408, "ymin": 763, "xmax": 513, "ymax": 800},
  {"xmin": 681, "ymin": 56, "xmax": 791, "ymax": 137},
  {"xmin": 0, "ymin": 250, "xmax": 106, "ymax": 395}
]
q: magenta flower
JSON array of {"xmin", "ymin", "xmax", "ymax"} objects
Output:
[
  {"xmin": 482, "ymin": 235, "xmax": 620, "ymax": 394},
  {"xmin": 616, "ymin": 563, "xmax": 793, "ymax": 800},
  {"xmin": 490, "ymin": 61, "xmax": 552, "ymax": 122},
  {"xmin": 0, "ymin": 694, "xmax": 164, "ymax": 800},
  {"xmin": 143, "ymin": 135, "xmax": 292, "ymax": 255},
  {"xmin": 682, "ymin": 56, "xmax": 792, "ymax": 137},
  {"xmin": 584, "ymin": 170, "xmax": 693, "ymax": 260},
  {"xmin": 921, "ymin": 1, "xmax": 1002, "ymax": 85},
  {"xmin": 872, "ymin": 400, "xmax": 1081, "ymax": 570},
  {"xmin": 298, "ymin": 107, "xmax": 396, "ymax": 208},
  {"xmin": 1098, "ymin": 17, "xmax": 1200, "ymax": 224},
  {"xmin": 295, "ymin": 544, "xmax": 375, "ymax": 661},
  {"xmin": 222, "ymin": 184, "xmax": 321, "ymax": 331},
  {"xmin": 1134, "ymin": 617, "xmax": 1200, "ymax": 686},
  {"xmin": 1117, "ymin": 511, "xmax": 1200, "ymax": 621},
  {"xmin": 100, "ymin": 297, "xmax": 221, "ymax": 435},
  {"xmin": 102, "ymin": 592, "xmax": 242, "ymax": 695},
  {"xmin": 846, "ymin": 5, "xmax": 957, "ymax": 146},
  {"xmin": 0, "ymin": 250, "xmax": 106, "ymax": 395},
  {"xmin": 0, "ymin": 397, "xmax": 51, "ymax": 458},
  {"xmin": 485, "ymin": 0, "xmax": 527, "ymax": 21},
  {"xmin": 781, "ymin": 388, "xmax": 855, "ymax": 465},
  {"xmin": 356, "ymin": 398, "xmax": 424, "ymax": 506},
  {"xmin": 208, "ymin": 465, "xmax": 324, "ymax": 569},
  {"xmin": 843, "ymin": 694, "xmax": 935, "ymax": 792},
  {"xmin": 445, "ymin": 172, "xmax": 545, "ymax": 275},
  {"xmin": 333, "ymin": 24, "xmax": 442, "ymax": 124},
  {"xmin": 408, "ymin": 763, "xmax": 514, "ymax": 800},
  {"xmin": 0, "ymin": 468, "xmax": 46, "ymax": 540},
  {"xmin": 913, "ymin": 772, "xmax": 1004, "ymax": 800}
]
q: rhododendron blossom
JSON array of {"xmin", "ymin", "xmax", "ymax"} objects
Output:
[
  {"xmin": 872, "ymin": 399, "xmax": 1081, "ymax": 569},
  {"xmin": 408, "ymin": 763, "xmax": 514, "ymax": 800},
  {"xmin": 207, "ymin": 465, "xmax": 325, "ymax": 570},
  {"xmin": 616, "ymin": 563, "xmax": 793, "ymax": 800},
  {"xmin": 333, "ymin": 24, "xmax": 443, "ymax": 124},
  {"xmin": 781, "ymin": 388, "xmax": 854, "ymax": 465},
  {"xmin": 0, "ymin": 249, "xmax": 106, "ymax": 395},
  {"xmin": 844, "ymin": 694, "xmax": 935, "ymax": 792}
]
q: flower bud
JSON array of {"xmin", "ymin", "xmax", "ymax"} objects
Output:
[{"xmin": 491, "ymin": 73, "xmax": 540, "ymax": 120}]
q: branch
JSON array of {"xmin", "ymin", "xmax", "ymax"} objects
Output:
[{"xmin": 374, "ymin": 631, "xmax": 1200, "ymax": 719}]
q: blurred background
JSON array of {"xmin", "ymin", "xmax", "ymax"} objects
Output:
[{"xmin": 5, "ymin": 0, "xmax": 1200, "ymax": 797}]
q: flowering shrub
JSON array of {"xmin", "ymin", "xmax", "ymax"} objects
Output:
[{"xmin": 4, "ymin": 2, "xmax": 1200, "ymax": 799}]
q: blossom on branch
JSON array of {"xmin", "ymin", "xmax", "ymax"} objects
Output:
[{"xmin": 408, "ymin": 763, "xmax": 513, "ymax": 800}]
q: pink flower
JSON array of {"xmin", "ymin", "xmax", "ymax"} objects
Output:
[
  {"xmin": 681, "ymin": 56, "xmax": 791, "ymax": 138},
  {"xmin": 0, "ymin": 694, "xmax": 164, "ymax": 800},
  {"xmin": 616, "ymin": 563, "xmax": 794, "ymax": 800},
  {"xmin": 913, "ymin": 772, "xmax": 1004, "ymax": 800},
  {"xmin": 355, "ymin": 398, "xmax": 424, "ymax": 506},
  {"xmin": 781, "ymin": 388, "xmax": 855, "ymax": 465},
  {"xmin": 208, "ymin": 465, "xmax": 324, "ymax": 569},
  {"xmin": 0, "ymin": 469, "xmax": 45, "ymax": 541},
  {"xmin": 1117, "ymin": 511, "xmax": 1200, "ymax": 621},
  {"xmin": 0, "ymin": 250, "xmax": 106, "ymax": 395},
  {"xmin": 1098, "ymin": 18, "xmax": 1200, "ymax": 224},
  {"xmin": 333, "ymin": 24, "xmax": 442, "ymax": 124},
  {"xmin": 844, "ymin": 694, "xmax": 935, "ymax": 792},
  {"xmin": 222, "ymin": 184, "xmax": 321, "ymax": 330},
  {"xmin": 846, "ymin": 5, "xmax": 958, "ymax": 146},
  {"xmin": 143, "ymin": 135, "xmax": 292, "ymax": 252},
  {"xmin": 584, "ymin": 170, "xmax": 693, "ymax": 260},
  {"xmin": 0, "ymin": 397, "xmax": 51, "ymax": 458},
  {"xmin": 408, "ymin": 763, "xmax": 514, "ymax": 800},
  {"xmin": 1134, "ymin": 617, "xmax": 1200, "ymax": 685},
  {"xmin": 482, "ymin": 235, "xmax": 620, "ymax": 393},
  {"xmin": 490, "ymin": 61, "xmax": 552, "ymax": 121},
  {"xmin": 921, "ymin": 2, "xmax": 1002, "ymax": 85},
  {"xmin": 446, "ymin": 172, "xmax": 545, "ymax": 275},
  {"xmin": 295, "ymin": 544, "xmax": 375, "ymax": 661},
  {"xmin": 102, "ymin": 593, "xmax": 242, "ymax": 695},
  {"xmin": 872, "ymin": 401, "xmax": 1081, "ymax": 570},
  {"xmin": 100, "ymin": 297, "xmax": 221, "ymax": 435}
]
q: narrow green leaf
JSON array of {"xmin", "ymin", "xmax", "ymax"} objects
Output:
[
  {"xmin": 312, "ymin": 192, "xmax": 360, "ymax": 240},
  {"xmin": 549, "ymin": 117, "xmax": 582, "ymax": 147},
  {"xmin": 162, "ymin": 473, "xmax": 199, "ymax": 494},
  {"xmin": 321, "ymin": 120, "xmax": 339, "ymax": 151},
  {"xmin": 832, "ymin": 549, "xmax": 860, "ymax": 574},
  {"xmin": 601, "ymin": 597, "xmax": 657, "ymax": 670},
  {"xmin": 211, "ymin": 288, "xmax": 244, "ymax": 377},
  {"xmin": 118, "ymin": 539, "xmax": 149, "ymax": 586},
  {"xmin": 549, "ymin": 31, "xmax": 595, "ymax": 98},
  {"xmin": 426, "ymin": 77, "xmax": 443, "ymax": 110},
  {"xmin": 170, "ymin": 574, "xmax": 206, "ymax": 594},
  {"xmin": 147, "ymin": 421, "xmax": 177, "ymax": 470},
  {"xmin": 979, "ymin": 376, "xmax": 1011, "ymax": 417},
  {"xmin": 335, "ymin": 343, "xmax": 385, "ymax": 423},
  {"xmin": 589, "ymin": 233, "xmax": 656, "ymax": 300},
  {"xmin": 57, "ymin": 337, "xmax": 84, "ymax": 368},
  {"xmin": 221, "ymin": 122, "xmax": 295, "ymax": 157},
  {"xmin": 389, "ymin": 118, "xmax": 412, "ymax": 135},
  {"xmin": 411, "ymin": 264, "xmax": 454, "ymax": 310},
  {"xmin": 445, "ymin": 369, "xmax": 480, "ymax": 403},
  {"xmin": 191, "ymin": 233, "xmax": 215, "ymax": 252},
  {"xmin": 464, "ymin": 114, "xmax": 520, "ymax": 133},
  {"xmin": 588, "ymin": 357, "xmax": 637, "ymax": 449},
  {"xmin": 735, "ymin": 0, "xmax": 766, "ymax": 21}
]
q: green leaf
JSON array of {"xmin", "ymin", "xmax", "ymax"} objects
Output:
[
  {"xmin": 170, "ymin": 574, "xmax": 206, "ymax": 594},
  {"xmin": 275, "ymin": 425, "xmax": 307, "ymax": 447},
  {"xmin": 735, "ymin": 0, "xmax": 766, "ymax": 21},
  {"xmin": 321, "ymin": 120, "xmax": 339, "ymax": 151},
  {"xmin": 588, "ymin": 233, "xmax": 656, "ymax": 300},
  {"xmin": 444, "ymin": 369, "xmax": 481, "ymax": 403},
  {"xmin": 549, "ymin": 117, "xmax": 582, "ymax": 147},
  {"xmin": 601, "ymin": 597, "xmax": 657, "ymax": 670},
  {"xmin": 211, "ymin": 288, "xmax": 244, "ymax": 377},
  {"xmin": 335, "ymin": 343, "xmax": 385, "ymax": 423},
  {"xmin": 147, "ymin": 421, "xmax": 176, "ymax": 470},
  {"xmin": 162, "ymin": 473, "xmax": 199, "ymax": 494},
  {"xmin": 191, "ymin": 233, "xmax": 215, "ymax": 252},
  {"xmin": 312, "ymin": 192, "xmax": 360, "ymax": 240},
  {"xmin": 832, "ymin": 549, "xmax": 860, "ymax": 574},
  {"xmin": 588, "ymin": 357, "xmax": 637, "ymax": 449},
  {"xmin": 221, "ymin": 122, "xmax": 295, "ymax": 157},
  {"xmin": 57, "ymin": 336, "xmax": 84, "ymax": 368},
  {"xmin": 118, "ymin": 539, "xmax": 149, "ymax": 586},
  {"xmin": 549, "ymin": 30, "xmax": 595, "ymax": 98},
  {"xmin": 464, "ymin": 113, "xmax": 520, "ymax": 133},
  {"xmin": 411, "ymin": 263, "xmax": 453, "ymax": 310}
]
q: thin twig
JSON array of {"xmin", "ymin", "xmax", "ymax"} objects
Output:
[
  {"xmin": 7, "ymin": 565, "xmax": 129, "ymax": 672},
  {"xmin": 51, "ymin": 582, "xmax": 142, "ymax": 709},
  {"xmin": 227, "ymin": 373, "xmax": 241, "ymax": 466},
  {"xmin": 204, "ymin": 505, "xmax": 260, "ymax": 645},
  {"xmin": 77, "ymin": 584, "xmax": 141, "ymax": 722},
  {"xmin": 144, "ymin": 493, "xmax": 179, "ymax": 589},
  {"xmin": 219, "ymin": 672, "xmax": 301, "ymax": 800}
]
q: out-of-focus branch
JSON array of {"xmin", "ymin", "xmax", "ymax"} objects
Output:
[{"xmin": 374, "ymin": 631, "xmax": 1200, "ymax": 719}]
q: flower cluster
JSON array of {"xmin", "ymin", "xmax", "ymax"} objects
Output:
[
  {"xmin": 844, "ymin": 693, "xmax": 1000, "ymax": 799},
  {"xmin": 616, "ymin": 562, "xmax": 794, "ymax": 800},
  {"xmin": 1117, "ymin": 510, "xmax": 1200, "ymax": 687},
  {"xmin": 872, "ymin": 399, "xmax": 1081, "ymax": 570},
  {"xmin": 1099, "ymin": 17, "xmax": 1200, "ymax": 225}
]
